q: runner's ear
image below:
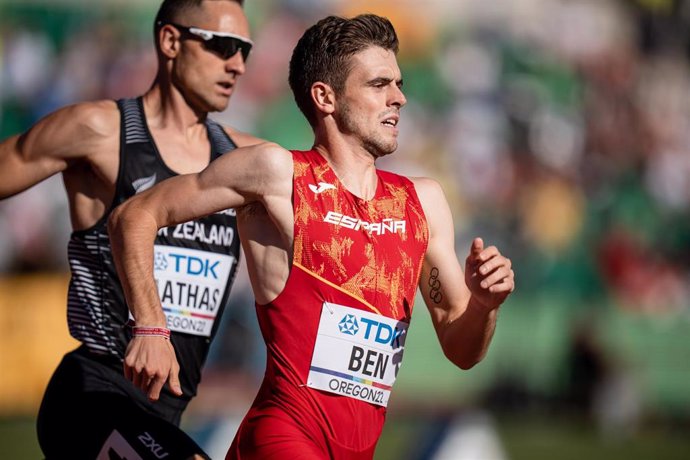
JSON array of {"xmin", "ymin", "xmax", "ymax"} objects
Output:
[
  {"xmin": 311, "ymin": 82, "xmax": 336, "ymax": 117},
  {"xmin": 158, "ymin": 23, "xmax": 181, "ymax": 59}
]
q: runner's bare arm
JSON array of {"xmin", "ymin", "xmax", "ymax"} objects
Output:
[
  {"xmin": 108, "ymin": 142, "xmax": 291, "ymax": 400},
  {"xmin": 0, "ymin": 101, "xmax": 116, "ymax": 199},
  {"xmin": 413, "ymin": 177, "xmax": 515, "ymax": 369}
]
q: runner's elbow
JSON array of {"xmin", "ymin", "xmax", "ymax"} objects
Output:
[
  {"xmin": 443, "ymin": 346, "xmax": 484, "ymax": 370},
  {"xmin": 108, "ymin": 199, "xmax": 145, "ymax": 236}
]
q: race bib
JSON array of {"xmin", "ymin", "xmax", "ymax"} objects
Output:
[
  {"xmin": 153, "ymin": 245, "xmax": 235, "ymax": 337},
  {"xmin": 307, "ymin": 302, "xmax": 409, "ymax": 407}
]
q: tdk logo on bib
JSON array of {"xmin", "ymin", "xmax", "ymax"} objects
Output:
[
  {"xmin": 154, "ymin": 252, "xmax": 168, "ymax": 271},
  {"xmin": 338, "ymin": 314, "xmax": 359, "ymax": 335},
  {"xmin": 337, "ymin": 313, "xmax": 405, "ymax": 348},
  {"xmin": 165, "ymin": 253, "xmax": 220, "ymax": 279}
]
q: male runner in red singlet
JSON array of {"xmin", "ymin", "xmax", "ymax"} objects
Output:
[{"xmin": 109, "ymin": 14, "xmax": 515, "ymax": 459}]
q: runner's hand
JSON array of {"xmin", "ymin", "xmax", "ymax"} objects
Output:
[
  {"xmin": 124, "ymin": 336, "xmax": 183, "ymax": 400},
  {"xmin": 464, "ymin": 237, "xmax": 514, "ymax": 310}
]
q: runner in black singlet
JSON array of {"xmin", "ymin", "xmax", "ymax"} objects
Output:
[{"xmin": 0, "ymin": 1, "xmax": 260, "ymax": 458}]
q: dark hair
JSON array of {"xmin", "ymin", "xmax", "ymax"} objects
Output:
[
  {"xmin": 154, "ymin": 0, "xmax": 244, "ymax": 36},
  {"xmin": 288, "ymin": 14, "xmax": 399, "ymax": 127}
]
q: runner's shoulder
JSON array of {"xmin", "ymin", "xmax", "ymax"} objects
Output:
[
  {"xmin": 60, "ymin": 100, "xmax": 120, "ymax": 139},
  {"xmin": 409, "ymin": 176, "xmax": 443, "ymax": 198},
  {"xmin": 221, "ymin": 124, "xmax": 265, "ymax": 148},
  {"xmin": 24, "ymin": 100, "xmax": 119, "ymax": 162},
  {"xmin": 253, "ymin": 141, "xmax": 293, "ymax": 174}
]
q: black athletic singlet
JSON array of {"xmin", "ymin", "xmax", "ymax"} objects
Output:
[{"xmin": 65, "ymin": 97, "xmax": 241, "ymax": 401}]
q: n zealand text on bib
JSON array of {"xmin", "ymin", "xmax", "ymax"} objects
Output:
[
  {"xmin": 153, "ymin": 245, "xmax": 235, "ymax": 336},
  {"xmin": 307, "ymin": 302, "xmax": 409, "ymax": 407}
]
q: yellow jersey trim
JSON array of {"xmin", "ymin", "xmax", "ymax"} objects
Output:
[{"xmin": 293, "ymin": 262, "xmax": 383, "ymax": 316}]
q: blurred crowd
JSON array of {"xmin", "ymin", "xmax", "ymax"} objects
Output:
[
  {"xmin": 2, "ymin": 0, "xmax": 689, "ymax": 312},
  {"xmin": 1, "ymin": 0, "xmax": 690, "ymax": 429}
]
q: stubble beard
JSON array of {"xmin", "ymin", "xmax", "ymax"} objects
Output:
[{"xmin": 338, "ymin": 102, "xmax": 397, "ymax": 159}]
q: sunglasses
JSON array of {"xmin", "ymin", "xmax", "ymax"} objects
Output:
[{"xmin": 161, "ymin": 22, "xmax": 253, "ymax": 61}]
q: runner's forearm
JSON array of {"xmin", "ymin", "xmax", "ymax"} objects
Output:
[{"xmin": 109, "ymin": 204, "xmax": 166, "ymax": 326}]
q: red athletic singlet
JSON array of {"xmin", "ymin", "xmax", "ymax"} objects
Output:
[{"xmin": 227, "ymin": 149, "xmax": 428, "ymax": 459}]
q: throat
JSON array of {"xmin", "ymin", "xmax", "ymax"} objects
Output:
[{"xmin": 343, "ymin": 174, "xmax": 378, "ymax": 201}]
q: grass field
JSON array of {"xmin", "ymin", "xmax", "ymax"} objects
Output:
[
  {"xmin": 0, "ymin": 418, "xmax": 42, "ymax": 460},
  {"xmin": 496, "ymin": 420, "xmax": 689, "ymax": 460},
  {"xmin": 2, "ymin": 414, "xmax": 688, "ymax": 459}
]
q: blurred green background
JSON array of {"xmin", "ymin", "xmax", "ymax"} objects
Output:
[{"xmin": 1, "ymin": 0, "xmax": 689, "ymax": 458}]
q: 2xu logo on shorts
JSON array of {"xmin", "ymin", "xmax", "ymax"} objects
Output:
[
  {"xmin": 96, "ymin": 429, "xmax": 170, "ymax": 460},
  {"xmin": 138, "ymin": 432, "xmax": 170, "ymax": 459}
]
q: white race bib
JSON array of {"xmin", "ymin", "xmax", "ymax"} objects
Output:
[
  {"xmin": 307, "ymin": 302, "xmax": 409, "ymax": 407},
  {"xmin": 153, "ymin": 245, "xmax": 235, "ymax": 337}
]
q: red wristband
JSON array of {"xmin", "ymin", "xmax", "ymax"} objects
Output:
[{"xmin": 132, "ymin": 326, "xmax": 171, "ymax": 339}]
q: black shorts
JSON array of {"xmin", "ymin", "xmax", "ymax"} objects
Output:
[{"xmin": 37, "ymin": 348, "xmax": 210, "ymax": 460}]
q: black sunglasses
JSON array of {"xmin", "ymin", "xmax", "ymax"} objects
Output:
[{"xmin": 161, "ymin": 21, "xmax": 253, "ymax": 61}]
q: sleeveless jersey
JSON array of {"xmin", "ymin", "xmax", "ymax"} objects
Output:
[
  {"xmin": 66, "ymin": 97, "xmax": 241, "ymax": 398},
  {"xmin": 234, "ymin": 149, "xmax": 428, "ymax": 456}
]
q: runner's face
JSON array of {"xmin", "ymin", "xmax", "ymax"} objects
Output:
[
  {"xmin": 172, "ymin": 1, "xmax": 250, "ymax": 113},
  {"xmin": 335, "ymin": 46, "xmax": 406, "ymax": 158}
]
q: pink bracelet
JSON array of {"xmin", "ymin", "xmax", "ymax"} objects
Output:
[{"xmin": 132, "ymin": 326, "xmax": 171, "ymax": 339}]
